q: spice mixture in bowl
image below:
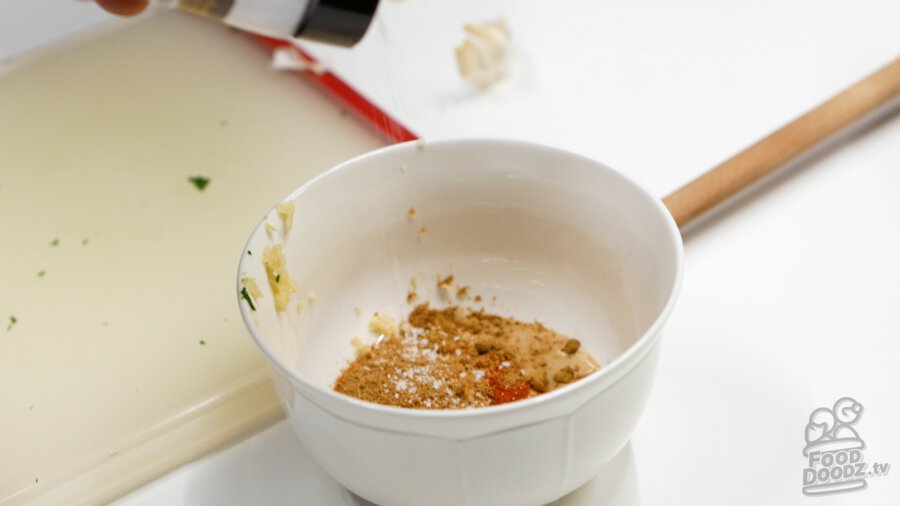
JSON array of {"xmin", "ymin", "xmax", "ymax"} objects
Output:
[
  {"xmin": 238, "ymin": 139, "xmax": 683, "ymax": 506},
  {"xmin": 334, "ymin": 278, "xmax": 600, "ymax": 409}
]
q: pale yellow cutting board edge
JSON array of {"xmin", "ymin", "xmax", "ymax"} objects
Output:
[{"xmin": 26, "ymin": 370, "xmax": 282, "ymax": 506}]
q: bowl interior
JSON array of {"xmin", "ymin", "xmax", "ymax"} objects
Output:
[{"xmin": 239, "ymin": 139, "xmax": 679, "ymax": 396}]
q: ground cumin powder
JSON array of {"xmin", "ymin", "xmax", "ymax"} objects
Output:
[{"xmin": 334, "ymin": 302, "xmax": 599, "ymax": 409}]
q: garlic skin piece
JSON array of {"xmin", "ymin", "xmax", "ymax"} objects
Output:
[
  {"xmin": 455, "ymin": 20, "xmax": 510, "ymax": 89},
  {"xmin": 270, "ymin": 46, "xmax": 327, "ymax": 74}
]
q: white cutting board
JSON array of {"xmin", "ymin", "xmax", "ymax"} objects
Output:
[{"xmin": 0, "ymin": 12, "xmax": 383, "ymax": 505}]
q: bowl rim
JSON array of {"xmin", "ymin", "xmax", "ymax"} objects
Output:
[{"xmin": 237, "ymin": 137, "xmax": 684, "ymax": 419}]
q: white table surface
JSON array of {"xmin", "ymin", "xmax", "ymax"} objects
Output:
[
  {"xmin": 5, "ymin": 2, "xmax": 900, "ymax": 505},
  {"xmin": 113, "ymin": 105, "xmax": 900, "ymax": 506}
]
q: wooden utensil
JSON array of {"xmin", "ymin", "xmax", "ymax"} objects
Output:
[{"xmin": 664, "ymin": 56, "xmax": 900, "ymax": 229}]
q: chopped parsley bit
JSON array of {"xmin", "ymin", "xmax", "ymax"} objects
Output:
[
  {"xmin": 188, "ymin": 176, "xmax": 210, "ymax": 192},
  {"xmin": 7, "ymin": 316, "xmax": 17, "ymax": 331},
  {"xmin": 240, "ymin": 286, "xmax": 257, "ymax": 311},
  {"xmin": 82, "ymin": 238, "xmax": 89, "ymax": 246},
  {"xmin": 275, "ymin": 273, "xmax": 281, "ymax": 283},
  {"xmin": 247, "ymin": 250, "xmax": 252, "ymax": 256},
  {"xmin": 199, "ymin": 339, "xmax": 206, "ymax": 346},
  {"xmin": 37, "ymin": 270, "xmax": 46, "ymax": 278},
  {"xmin": 50, "ymin": 238, "xmax": 59, "ymax": 247}
]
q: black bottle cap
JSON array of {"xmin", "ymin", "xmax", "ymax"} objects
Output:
[{"xmin": 294, "ymin": 0, "xmax": 380, "ymax": 47}]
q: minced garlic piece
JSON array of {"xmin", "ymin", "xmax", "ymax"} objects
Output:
[
  {"xmin": 262, "ymin": 244, "xmax": 298, "ymax": 313},
  {"xmin": 369, "ymin": 313, "xmax": 399, "ymax": 340},
  {"xmin": 264, "ymin": 223, "xmax": 277, "ymax": 239},
  {"xmin": 241, "ymin": 277, "xmax": 263, "ymax": 300},
  {"xmin": 276, "ymin": 202, "xmax": 294, "ymax": 234}
]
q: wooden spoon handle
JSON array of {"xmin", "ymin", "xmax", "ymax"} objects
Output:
[{"xmin": 663, "ymin": 56, "xmax": 900, "ymax": 229}]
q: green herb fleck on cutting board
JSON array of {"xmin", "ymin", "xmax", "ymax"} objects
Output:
[
  {"xmin": 49, "ymin": 238, "xmax": 59, "ymax": 247},
  {"xmin": 37, "ymin": 270, "xmax": 45, "ymax": 278},
  {"xmin": 199, "ymin": 339, "xmax": 206, "ymax": 346},
  {"xmin": 82, "ymin": 237, "xmax": 89, "ymax": 246},
  {"xmin": 7, "ymin": 316, "xmax": 17, "ymax": 331},
  {"xmin": 189, "ymin": 176, "xmax": 210, "ymax": 192}
]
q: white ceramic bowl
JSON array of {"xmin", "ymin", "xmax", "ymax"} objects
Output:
[{"xmin": 238, "ymin": 139, "xmax": 683, "ymax": 506}]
